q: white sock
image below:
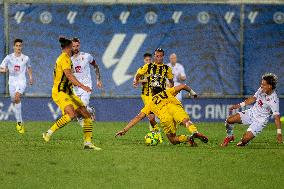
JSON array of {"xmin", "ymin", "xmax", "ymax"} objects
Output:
[{"xmin": 14, "ymin": 102, "xmax": 22, "ymax": 123}]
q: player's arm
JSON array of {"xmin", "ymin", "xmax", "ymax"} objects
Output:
[
  {"xmin": 173, "ymin": 84, "xmax": 197, "ymax": 98},
  {"xmin": 90, "ymin": 59, "xmax": 103, "ymax": 88},
  {"xmin": 167, "ymin": 67, "xmax": 174, "ymax": 87},
  {"xmin": 0, "ymin": 67, "xmax": 7, "ymax": 73},
  {"xmin": 0, "ymin": 57, "xmax": 8, "ymax": 73},
  {"xmin": 115, "ymin": 112, "xmax": 146, "ymax": 137},
  {"xmin": 274, "ymin": 114, "xmax": 283, "ymax": 144},
  {"xmin": 133, "ymin": 64, "xmax": 148, "ymax": 87},
  {"xmin": 229, "ymin": 96, "xmax": 256, "ymax": 110},
  {"xmin": 63, "ymin": 69, "xmax": 91, "ymax": 92}
]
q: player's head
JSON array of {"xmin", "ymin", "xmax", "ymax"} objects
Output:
[
  {"xmin": 261, "ymin": 73, "xmax": 278, "ymax": 93},
  {"xmin": 154, "ymin": 48, "xmax": 164, "ymax": 64},
  {"xmin": 169, "ymin": 53, "xmax": 177, "ymax": 65},
  {"xmin": 59, "ymin": 36, "xmax": 72, "ymax": 55},
  {"xmin": 13, "ymin": 38, "xmax": 23, "ymax": 54},
  {"xmin": 143, "ymin": 53, "xmax": 152, "ymax": 64},
  {"xmin": 72, "ymin": 37, "xmax": 80, "ymax": 55}
]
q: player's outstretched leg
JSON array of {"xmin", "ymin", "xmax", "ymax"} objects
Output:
[
  {"xmin": 77, "ymin": 106, "xmax": 101, "ymax": 150},
  {"xmin": 14, "ymin": 92, "xmax": 24, "ymax": 134},
  {"xmin": 42, "ymin": 105, "xmax": 75, "ymax": 142},
  {"xmin": 182, "ymin": 118, "xmax": 208, "ymax": 146},
  {"xmin": 236, "ymin": 131, "xmax": 255, "ymax": 146},
  {"xmin": 221, "ymin": 113, "xmax": 242, "ymax": 147}
]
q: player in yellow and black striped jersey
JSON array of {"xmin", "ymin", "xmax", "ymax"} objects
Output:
[
  {"xmin": 138, "ymin": 53, "xmax": 152, "ymax": 104},
  {"xmin": 133, "ymin": 48, "xmax": 174, "ymax": 142},
  {"xmin": 42, "ymin": 36, "xmax": 101, "ymax": 150}
]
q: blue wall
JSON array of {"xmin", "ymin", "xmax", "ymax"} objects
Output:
[{"xmin": 0, "ymin": 3, "xmax": 283, "ymax": 97}]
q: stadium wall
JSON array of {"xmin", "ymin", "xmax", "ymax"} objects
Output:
[
  {"xmin": 0, "ymin": 97, "xmax": 283, "ymax": 122},
  {"xmin": 0, "ymin": 3, "xmax": 282, "ymax": 97}
]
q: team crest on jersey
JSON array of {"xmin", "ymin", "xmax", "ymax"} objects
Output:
[{"xmin": 14, "ymin": 65, "xmax": 20, "ymax": 72}]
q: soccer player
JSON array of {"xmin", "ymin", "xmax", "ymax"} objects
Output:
[
  {"xmin": 42, "ymin": 37, "xmax": 101, "ymax": 150},
  {"xmin": 167, "ymin": 53, "xmax": 186, "ymax": 101},
  {"xmin": 221, "ymin": 73, "xmax": 282, "ymax": 147},
  {"xmin": 0, "ymin": 38, "xmax": 33, "ymax": 134},
  {"xmin": 116, "ymin": 81, "xmax": 208, "ymax": 146},
  {"xmin": 133, "ymin": 49, "xmax": 174, "ymax": 137},
  {"xmin": 71, "ymin": 37, "xmax": 103, "ymax": 123}
]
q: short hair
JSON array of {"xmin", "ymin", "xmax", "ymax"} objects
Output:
[
  {"xmin": 72, "ymin": 37, "xmax": 80, "ymax": 43},
  {"xmin": 262, "ymin": 73, "xmax": 278, "ymax": 90},
  {"xmin": 154, "ymin": 48, "xmax": 165, "ymax": 56},
  {"xmin": 143, "ymin": 53, "xmax": 152, "ymax": 58},
  {"xmin": 59, "ymin": 36, "xmax": 72, "ymax": 49},
  {"xmin": 14, "ymin": 38, "xmax": 23, "ymax": 45}
]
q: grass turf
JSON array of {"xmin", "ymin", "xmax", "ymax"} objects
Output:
[{"xmin": 0, "ymin": 121, "xmax": 283, "ymax": 189}]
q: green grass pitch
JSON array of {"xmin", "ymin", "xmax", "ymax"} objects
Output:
[{"xmin": 0, "ymin": 121, "xmax": 283, "ymax": 189}]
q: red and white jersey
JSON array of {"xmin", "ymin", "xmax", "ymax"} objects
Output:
[
  {"xmin": 250, "ymin": 87, "xmax": 279, "ymax": 123},
  {"xmin": 167, "ymin": 63, "xmax": 186, "ymax": 86},
  {"xmin": 71, "ymin": 52, "xmax": 94, "ymax": 90},
  {"xmin": 0, "ymin": 53, "xmax": 31, "ymax": 85}
]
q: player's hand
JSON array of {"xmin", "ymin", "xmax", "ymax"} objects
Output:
[
  {"xmin": 82, "ymin": 85, "xmax": 92, "ymax": 93},
  {"xmin": 115, "ymin": 130, "xmax": 126, "ymax": 137},
  {"xmin": 133, "ymin": 80, "xmax": 138, "ymax": 88},
  {"xmin": 277, "ymin": 134, "xmax": 283, "ymax": 144},
  {"xmin": 29, "ymin": 78, "xmax": 33, "ymax": 85},
  {"xmin": 229, "ymin": 104, "xmax": 241, "ymax": 111},
  {"xmin": 97, "ymin": 80, "xmax": 103, "ymax": 89}
]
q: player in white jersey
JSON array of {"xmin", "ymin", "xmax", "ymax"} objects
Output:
[
  {"xmin": 221, "ymin": 73, "xmax": 282, "ymax": 147},
  {"xmin": 0, "ymin": 39, "xmax": 33, "ymax": 134},
  {"xmin": 167, "ymin": 53, "xmax": 186, "ymax": 101},
  {"xmin": 71, "ymin": 37, "xmax": 102, "ymax": 124}
]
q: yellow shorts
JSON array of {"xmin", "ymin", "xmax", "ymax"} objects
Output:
[
  {"xmin": 141, "ymin": 94, "xmax": 152, "ymax": 105},
  {"xmin": 159, "ymin": 103, "xmax": 189, "ymax": 134},
  {"xmin": 52, "ymin": 92, "xmax": 84, "ymax": 114}
]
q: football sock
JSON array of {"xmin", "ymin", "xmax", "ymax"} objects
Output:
[
  {"xmin": 14, "ymin": 102, "xmax": 22, "ymax": 123},
  {"xmin": 186, "ymin": 122, "xmax": 197, "ymax": 134},
  {"xmin": 152, "ymin": 124, "xmax": 160, "ymax": 132},
  {"xmin": 178, "ymin": 135, "xmax": 189, "ymax": 143},
  {"xmin": 48, "ymin": 114, "xmax": 72, "ymax": 135},
  {"xmin": 83, "ymin": 118, "xmax": 93, "ymax": 143},
  {"xmin": 225, "ymin": 122, "xmax": 234, "ymax": 136}
]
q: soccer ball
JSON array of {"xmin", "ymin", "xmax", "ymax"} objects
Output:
[{"xmin": 144, "ymin": 132, "xmax": 159, "ymax": 146}]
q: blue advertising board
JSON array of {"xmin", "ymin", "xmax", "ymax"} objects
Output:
[{"xmin": 0, "ymin": 97, "xmax": 283, "ymax": 122}]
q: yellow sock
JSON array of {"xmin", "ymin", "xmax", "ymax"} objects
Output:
[
  {"xmin": 83, "ymin": 118, "xmax": 93, "ymax": 143},
  {"xmin": 187, "ymin": 123, "xmax": 197, "ymax": 134},
  {"xmin": 152, "ymin": 124, "xmax": 160, "ymax": 132},
  {"xmin": 50, "ymin": 114, "xmax": 72, "ymax": 133},
  {"xmin": 178, "ymin": 135, "xmax": 188, "ymax": 143}
]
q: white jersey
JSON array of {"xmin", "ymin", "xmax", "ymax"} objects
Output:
[
  {"xmin": 0, "ymin": 53, "xmax": 31, "ymax": 85},
  {"xmin": 71, "ymin": 52, "xmax": 94, "ymax": 90},
  {"xmin": 167, "ymin": 63, "xmax": 186, "ymax": 86},
  {"xmin": 249, "ymin": 87, "xmax": 280, "ymax": 123}
]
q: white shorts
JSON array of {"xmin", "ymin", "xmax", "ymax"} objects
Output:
[
  {"xmin": 9, "ymin": 83, "xmax": 26, "ymax": 99},
  {"xmin": 238, "ymin": 110, "xmax": 266, "ymax": 136},
  {"xmin": 73, "ymin": 88, "xmax": 91, "ymax": 106}
]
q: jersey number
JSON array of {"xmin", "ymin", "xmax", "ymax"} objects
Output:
[{"xmin": 152, "ymin": 91, "xmax": 168, "ymax": 105}]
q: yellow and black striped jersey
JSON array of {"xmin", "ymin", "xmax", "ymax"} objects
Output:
[
  {"xmin": 137, "ymin": 62, "xmax": 173, "ymax": 96},
  {"xmin": 52, "ymin": 52, "xmax": 73, "ymax": 95}
]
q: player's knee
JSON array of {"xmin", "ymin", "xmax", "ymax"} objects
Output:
[{"xmin": 226, "ymin": 117, "xmax": 234, "ymax": 124}]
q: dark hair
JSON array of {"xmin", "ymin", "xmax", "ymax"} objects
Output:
[
  {"xmin": 143, "ymin": 53, "xmax": 152, "ymax": 58},
  {"xmin": 72, "ymin": 37, "xmax": 80, "ymax": 43},
  {"xmin": 59, "ymin": 36, "xmax": 72, "ymax": 49},
  {"xmin": 14, "ymin": 38, "xmax": 23, "ymax": 45},
  {"xmin": 151, "ymin": 86, "xmax": 163, "ymax": 95},
  {"xmin": 154, "ymin": 48, "xmax": 164, "ymax": 56},
  {"xmin": 262, "ymin": 73, "xmax": 278, "ymax": 90}
]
